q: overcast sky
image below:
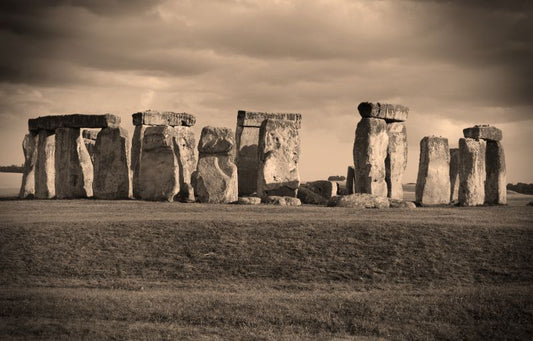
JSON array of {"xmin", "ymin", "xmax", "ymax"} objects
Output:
[{"xmin": 1, "ymin": 0, "xmax": 531, "ymax": 183}]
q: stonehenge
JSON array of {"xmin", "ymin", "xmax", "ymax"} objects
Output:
[
  {"xmin": 449, "ymin": 148, "xmax": 460, "ymax": 202},
  {"xmin": 415, "ymin": 136, "xmax": 450, "ymax": 206}
]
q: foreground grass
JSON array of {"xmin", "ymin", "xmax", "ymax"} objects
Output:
[{"xmin": 1, "ymin": 199, "xmax": 532, "ymax": 340}]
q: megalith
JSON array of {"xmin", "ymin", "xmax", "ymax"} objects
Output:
[
  {"xmin": 131, "ymin": 125, "xmax": 146, "ymax": 199},
  {"xmin": 449, "ymin": 148, "xmax": 460, "ymax": 202},
  {"xmin": 385, "ymin": 122, "xmax": 407, "ymax": 199},
  {"xmin": 463, "ymin": 125, "xmax": 502, "ymax": 142},
  {"xmin": 485, "ymin": 141, "xmax": 506, "ymax": 205},
  {"xmin": 173, "ymin": 126, "xmax": 197, "ymax": 202},
  {"xmin": 34, "ymin": 130, "xmax": 55, "ymax": 199},
  {"xmin": 257, "ymin": 119, "xmax": 301, "ymax": 197},
  {"xmin": 415, "ymin": 136, "xmax": 450, "ymax": 206},
  {"xmin": 93, "ymin": 127, "xmax": 132, "ymax": 199},
  {"xmin": 19, "ymin": 133, "xmax": 38, "ymax": 198},
  {"xmin": 346, "ymin": 166, "xmax": 355, "ymax": 194},
  {"xmin": 458, "ymin": 138, "xmax": 486, "ymax": 206},
  {"xmin": 82, "ymin": 129, "xmax": 98, "ymax": 164},
  {"xmin": 193, "ymin": 126, "xmax": 238, "ymax": 203}
]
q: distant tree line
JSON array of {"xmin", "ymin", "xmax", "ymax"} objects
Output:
[
  {"xmin": 507, "ymin": 183, "xmax": 533, "ymax": 195},
  {"xmin": 0, "ymin": 164, "xmax": 24, "ymax": 173}
]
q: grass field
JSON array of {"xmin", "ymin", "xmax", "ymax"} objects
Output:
[{"xmin": 1, "ymin": 193, "xmax": 532, "ymax": 340}]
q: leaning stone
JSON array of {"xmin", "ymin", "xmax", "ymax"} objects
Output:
[
  {"xmin": 415, "ymin": 136, "xmax": 450, "ymax": 206},
  {"xmin": 132, "ymin": 110, "xmax": 196, "ymax": 127},
  {"xmin": 35, "ymin": 130, "xmax": 55, "ymax": 199},
  {"xmin": 198, "ymin": 126, "xmax": 234, "ymax": 155},
  {"xmin": 327, "ymin": 194, "xmax": 390, "ymax": 209},
  {"xmin": 237, "ymin": 196, "xmax": 261, "ymax": 205},
  {"xmin": 193, "ymin": 155, "xmax": 238, "ymax": 203},
  {"xmin": 173, "ymin": 126, "xmax": 197, "ymax": 202},
  {"xmin": 237, "ymin": 110, "xmax": 302, "ymax": 128},
  {"xmin": 389, "ymin": 199, "xmax": 417, "ymax": 209},
  {"xmin": 357, "ymin": 102, "xmax": 408, "ymax": 122},
  {"xmin": 262, "ymin": 196, "xmax": 302, "ymax": 206},
  {"xmin": 297, "ymin": 186, "xmax": 328, "ymax": 205},
  {"xmin": 458, "ymin": 138, "xmax": 486, "ymax": 206},
  {"xmin": 131, "ymin": 125, "xmax": 146, "ymax": 199},
  {"xmin": 463, "ymin": 125, "xmax": 502, "ymax": 141},
  {"xmin": 353, "ymin": 118, "xmax": 388, "ymax": 196},
  {"xmin": 138, "ymin": 126, "xmax": 179, "ymax": 201},
  {"xmin": 29, "ymin": 114, "xmax": 120, "ymax": 132},
  {"xmin": 346, "ymin": 166, "xmax": 355, "ymax": 194},
  {"xmin": 449, "ymin": 148, "xmax": 460, "ymax": 202},
  {"xmin": 385, "ymin": 122, "xmax": 407, "ymax": 199},
  {"xmin": 19, "ymin": 133, "xmax": 38, "ymax": 198},
  {"xmin": 303, "ymin": 181, "xmax": 337, "ymax": 199},
  {"xmin": 55, "ymin": 128, "xmax": 93, "ymax": 199},
  {"xmin": 93, "ymin": 127, "xmax": 132, "ymax": 199},
  {"xmin": 485, "ymin": 141, "xmax": 506, "ymax": 205},
  {"xmin": 257, "ymin": 119, "xmax": 301, "ymax": 197}
]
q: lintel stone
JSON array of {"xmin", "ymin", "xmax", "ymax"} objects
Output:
[
  {"xmin": 132, "ymin": 110, "xmax": 196, "ymax": 127},
  {"xmin": 29, "ymin": 114, "xmax": 120, "ymax": 131},
  {"xmin": 463, "ymin": 125, "xmax": 502, "ymax": 141},
  {"xmin": 357, "ymin": 102, "xmax": 408, "ymax": 122},
  {"xmin": 237, "ymin": 110, "xmax": 302, "ymax": 128}
]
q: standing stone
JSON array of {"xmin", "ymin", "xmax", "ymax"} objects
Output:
[
  {"xmin": 415, "ymin": 136, "xmax": 450, "ymax": 206},
  {"xmin": 138, "ymin": 126, "xmax": 180, "ymax": 201},
  {"xmin": 485, "ymin": 141, "xmax": 506, "ymax": 205},
  {"xmin": 449, "ymin": 148, "xmax": 460, "ymax": 202},
  {"xmin": 55, "ymin": 128, "xmax": 93, "ymax": 199},
  {"xmin": 131, "ymin": 125, "xmax": 146, "ymax": 199},
  {"xmin": 82, "ymin": 129, "xmax": 99, "ymax": 164},
  {"xmin": 346, "ymin": 166, "xmax": 355, "ymax": 194},
  {"xmin": 458, "ymin": 138, "xmax": 486, "ymax": 206},
  {"xmin": 385, "ymin": 122, "xmax": 407, "ymax": 199},
  {"xmin": 93, "ymin": 127, "xmax": 132, "ymax": 199},
  {"xmin": 353, "ymin": 118, "xmax": 388, "ymax": 197},
  {"xmin": 193, "ymin": 126, "xmax": 238, "ymax": 203},
  {"xmin": 35, "ymin": 130, "xmax": 55, "ymax": 199},
  {"xmin": 257, "ymin": 119, "xmax": 301, "ymax": 197},
  {"xmin": 173, "ymin": 126, "xmax": 197, "ymax": 202},
  {"xmin": 19, "ymin": 133, "xmax": 38, "ymax": 198}
]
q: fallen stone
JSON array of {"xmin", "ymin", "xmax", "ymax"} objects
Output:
[
  {"xmin": 327, "ymin": 194, "xmax": 390, "ymax": 209},
  {"xmin": 19, "ymin": 133, "xmax": 38, "ymax": 198},
  {"xmin": 237, "ymin": 196, "xmax": 261, "ymax": 205},
  {"xmin": 389, "ymin": 199, "xmax": 416, "ymax": 209},
  {"xmin": 55, "ymin": 128, "xmax": 93, "ymax": 198},
  {"xmin": 353, "ymin": 118, "xmax": 388, "ymax": 196},
  {"xmin": 193, "ymin": 155, "xmax": 238, "ymax": 203},
  {"xmin": 257, "ymin": 119, "xmax": 301, "ymax": 197},
  {"xmin": 303, "ymin": 180, "xmax": 338, "ymax": 199},
  {"xmin": 132, "ymin": 110, "xmax": 196, "ymax": 127},
  {"xmin": 485, "ymin": 141, "xmax": 506, "ymax": 205},
  {"xmin": 262, "ymin": 196, "xmax": 302, "ymax": 206},
  {"xmin": 357, "ymin": 102, "xmax": 408, "ymax": 122},
  {"xmin": 198, "ymin": 126, "xmax": 234, "ymax": 155},
  {"xmin": 385, "ymin": 122, "xmax": 407, "ymax": 200},
  {"xmin": 463, "ymin": 125, "xmax": 502, "ymax": 141},
  {"xmin": 459, "ymin": 138, "xmax": 486, "ymax": 206},
  {"xmin": 93, "ymin": 127, "xmax": 132, "ymax": 199},
  {"xmin": 29, "ymin": 114, "xmax": 120, "ymax": 132},
  {"xmin": 346, "ymin": 166, "xmax": 355, "ymax": 194},
  {"xmin": 131, "ymin": 125, "xmax": 146, "ymax": 199},
  {"xmin": 237, "ymin": 110, "xmax": 302, "ymax": 128},
  {"xmin": 449, "ymin": 148, "xmax": 460, "ymax": 202},
  {"xmin": 35, "ymin": 130, "xmax": 55, "ymax": 199},
  {"xmin": 297, "ymin": 186, "xmax": 328, "ymax": 205},
  {"xmin": 173, "ymin": 126, "xmax": 197, "ymax": 202},
  {"xmin": 415, "ymin": 136, "xmax": 450, "ymax": 206}
]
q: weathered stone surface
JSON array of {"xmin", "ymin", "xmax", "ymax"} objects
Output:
[
  {"xmin": 235, "ymin": 125, "xmax": 260, "ymax": 196},
  {"xmin": 93, "ymin": 127, "xmax": 132, "ymax": 199},
  {"xmin": 132, "ymin": 110, "xmax": 196, "ymax": 127},
  {"xmin": 389, "ymin": 199, "xmax": 417, "ymax": 209},
  {"xmin": 463, "ymin": 125, "xmax": 502, "ymax": 141},
  {"xmin": 458, "ymin": 138, "xmax": 486, "ymax": 206},
  {"xmin": 262, "ymin": 196, "xmax": 302, "ymax": 206},
  {"xmin": 485, "ymin": 141, "xmax": 506, "ymax": 205},
  {"xmin": 357, "ymin": 102, "xmax": 408, "ymax": 122},
  {"xmin": 297, "ymin": 186, "xmax": 328, "ymax": 205},
  {"xmin": 82, "ymin": 129, "xmax": 99, "ymax": 140},
  {"xmin": 303, "ymin": 181, "xmax": 337, "ymax": 199},
  {"xmin": 237, "ymin": 196, "xmax": 261, "ymax": 205},
  {"xmin": 29, "ymin": 114, "xmax": 120, "ymax": 132},
  {"xmin": 55, "ymin": 128, "xmax": 93, "ymax": 198},
  {"xmin": 257, "ymin": 119, "xmax": 300, "ymax": 197},
  {"xmin": 327, "ymin": 194, "xmax": 390, "ymax": 209},
  {"xmin": 34, "ymin": 130, "xmax": 55, "ymax": 199},
  {"xmin": 327, "ymin": 175, "xmax": 345, "ymax": 181},
  {"xmin": 198, "ymin": 126, "xmax": 234, "ymax": 155},
  {"xmin": 173, "ymin": 126, "xmax": 197, "ymax": 202},
  {"xmin": 84, "ymin": 139, "xmax": 96, "ymax": 164},
  {"xmin": 19, "ymin": 133, "xmax": 38, "ymax": 198},
  {"xmin": 237, "ymin": 110, "xmax": 302, "ymax": 128},
  {"xmin": 131, "ymin": 125, "xmax": 146, "ymax": 199},
  {"xmin": 385, "ymin": 122, "xmax": 407, "ymax": 199},
  {"xmin": 193, "ymin": 155, "xmax": 238, "ymax": 203},
  {"xmin": 353, "ymin": 118, "xmax": 388, "ymax": 196},
  {"xmin": 346, "ymin": 166, "xmax": 355, "ymax": 194},
  {"xmin": 415, "ymin": 136, "xmax": 450, "ymax": 206},
  {"xmin": 449, "ymin": 148, "xmax": 460, "ymax": 202},
  {"xmin": 138, "ymin": 126, "xmax": 179, "ymax": 201}
]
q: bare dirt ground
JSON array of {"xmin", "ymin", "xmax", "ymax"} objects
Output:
[{"xmin": 1, "ymin": 193, "xmax": 532, "ymax": 340}]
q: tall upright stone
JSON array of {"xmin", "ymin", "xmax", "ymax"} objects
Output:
[
  {"xmin": 82, "ymin": 129, "xmax": 98, "ymax": 164},
  {"xmin": 353, "ymin": 118, "xmax": 388, "ymax": 196},
  {"xmin": 346, "ymin": 166, "xmax": 355, "ymax": 194},
  {"xmin": 235, "ymin": 111, "xmax": 302, "ymax": 196},
  {"xmin": 93, "ymin": 127, "xmax": 132, "ymax": 199},
  {"xmin": 458, "ymin": 138, "xmax": 486, "ymax": 206},
  {"xmin": 385, "ymin": 122, "xmax": 407, "ymax": 199},
  {"xmin": 193, "ymin": 126, "xmax": 238, "ymax": 203},
  {"xmin": 449, "ymin": 148, "xmax": 460, "ymax": 202},
  {"xmin": 55, "ymin": 127, "xmax": 93, "ymax": 199},
  {"xmin": 35, "ymin": 130, "xmax": 55, "ymax": 199},
  {"xmin": 485, "ymin": 141, "xmax": 506, "ymax": 205},
  {"xmin": 173, "ymin": 126, "xmax": 197, "ymax": 202},
  {"xmin": 257, "ymin": 119, "xmax": 301, "ymax": 197},
  {"xmin": 19, "ymin": 133, "xmax": 38, "ymax": 198},
  {"xmin": 415, "ymin": 136, "xmax": 450, "ymax": 206},
  {"xmin": 131, "ymin": 125, "xmax": 146, "ymax": 199}
]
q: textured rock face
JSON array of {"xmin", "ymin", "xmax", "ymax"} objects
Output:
[
  {"xmin": 257, "ymin": 119, "xmax": 301, "ymax": 197},
  {"xmin": 82, "ymin": 129, "xmax": 98, "ymax": 164},
  {"xmin": 55, "ymin": 128, "xmax": 93, "ymax": 199},
  {"xmin": 303, "ymin": 181, "xmax": 337, "ymax": 199},
  {"xmin": 449, "ymin": 148, "xmax": 460, "ymax": 202},
  {"xmin": 357, "ymin": 102, "xmax": 408, "ymax": 122},
  {"xmin": 463, "ymin": 125, "xmax": 502, "ymax": 141},
  {"xmin": 385, "ymin": 122, "xmax": 407, "ymax": 200},
  {"xmin": 193, "ymin": 155, "xmax": 238, "ymax": 203},
  {"xmin": 237, "ymin": 110, "xmax": 302, "ymax": 128},
  {"xmin": 173, "ymin": 126, "xmax": 197, "ymax": 202},
  {"xmin": 327, "ymin": 194, "xmax": 390, "ymax": 209},
  {"xmin": 388, "ymin": 199, "xmax": 416, "ymax": 209},
  {"xmin": 297, "ymin": 186, "xmax": 328, "ymax": 205},
  {"xmin": 237, "ymin": 196, "xmax": 261, "ymax": 205},
  {"xmin": 29, "ymin": 114, "xmax": 120, "ymax": 131},
  {"xmin": 263, "ymin": 196, "xmax": 302, "ymax": 206},
  {"xmin": 485, "ymin": 141, "xmax": 506, "ymax": 205},
  {"xmin": 84, "ymin": 139, "xmax": 96, "ymax": 164},
  {"xmin": 132, "ymin": 110, "xmax": 196, "ymax": 127},
  {"xmin": 93, "ymin": 127, "xmax": 132, "ymax": 199},
  {"xmin": 82, "ymin": 129, "xmax": 99, "ymax": 140},
  {"xmin": 34, "ymin": 130, "xmax": 55, "ymax": 199},
  {"xmin": 138, "ymin": 126, "xmax": 180, "ymax": 201},
  {"xmin": 353, "ymin": 118, "xmax": 388, "ymax": 197},
  {"xmin": 346, "ymin": 166, "xmax": 355, "ymax": 194},
  {"xmin": 197, "ymin": 126, "xmax": 234, "ymax": 155},
  {"xmin": 458, "ymin": 138, "xmax": 486, "ymax": 206},
  {"xmin": 415, "ymin": 136, "xmax": 450, "ymax": 206},
  {"xmin": 19, "ymin": 133, "xmax": 38, "ymax": 198},
  {"xmin": 131, "ymin": 125, "xmax": 146, "ymax": 199}
]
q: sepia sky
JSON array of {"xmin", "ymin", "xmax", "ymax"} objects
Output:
[{"xmin": 1, "ymin": 0, "xmax": 532, "ymax": 183}]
